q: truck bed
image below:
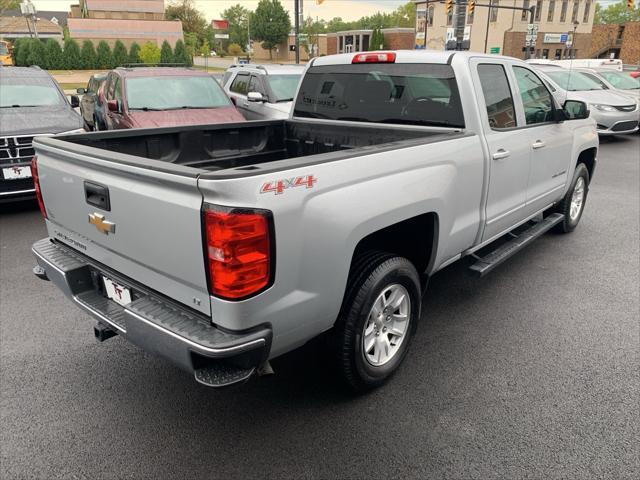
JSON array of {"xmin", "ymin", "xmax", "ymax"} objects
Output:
[{"xmin": 43, "ymin": 119, "xmax": 462, "ymax": 176}]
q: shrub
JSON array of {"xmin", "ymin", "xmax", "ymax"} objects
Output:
[
  {"xmin": 139, "ymin": 41, "xmax": 161, "ymax": 65},
  {"xmin": 80, "ymin": 40, "xmax": 97, "ymax": 69},
  {"xmin": 227, "ymin": 43, "xmax": 243, "ymax": 56},
  {"xmin": 112, "ymin": 40, "xmax": 128, "ymax": 67},
  {"xmin": 160, "ymin": 40, "xmax": 174, "ymax": 64},
  {"xmin": 128, "ymin": 42, "xmax": 141, "ymax": 63},
  {"xmin": 26, "ymin": 39, "xmax": 46, "ymax": 67},
  {"xmin": 96, "ymin": 41, "xmax": 113, "ymax": 69},
  {"xmin": 62, "ymin": 39, "xmax": 81, "ymax": 69},
  {"xmin": 44, "ymin": 39, "xmax": 63, "ymax": 69}
]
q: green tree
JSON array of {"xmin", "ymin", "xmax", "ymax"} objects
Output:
[
  {"xmin": 96, "ymin": 41, "xmax": 113, "ymax": 69},
  {"xmin": 173, "ymin": 39, "xmax": 191, "ymax": 66},
  {"xmin": 227, "ymin": 42, "xmax": 242, "ymax": 56},
  {"xmin": 15, "ymin": 38, "xmax": 31, "ymax": 66},
  {"xmin": 222, "ymin": 3, "xmax": 250, "ymax": 51},
  {"xmin": 0, "ymin": 0, "xmax": 20, "ymax": 16},
  {"xmin": 594, "ymin": 1, "xmax": 640, "ymax": 24},
  {"xmin": 112, "ymin": 40, "xmax": 128, "ymax": 67},
  {"xmin": 80, "ymin": 40, "xmax": 97, "ymax": 69},
  {"xmin": 128, "ymin": 42, "xmax": 142, "ymax": 63},
  {"xmin": 165, "ymin": 0, "xmax": 207, "ymax": 43},
  {"xmin": 62, "ymin": 39, "xmax": 81, "ymax": 69},
  {"xmin": 45, "ymin": 39, "xmax": 64, "ymax": 69},
  {"xmin": 160, "ymin": 40, "xmax": 174, "ymax": 64},
  {"xmin": 183, "ymin": 32, "xmax": 198, "ymax": 62},
  {"xmin": 392, "ymin": 1, "xmax": 416, "ymax": 27},
  {"xmin": 252, "ymin": 0, "xmax": 291, "ymax": 59},
  {"xmin": 26, "ymin": 39, "xmax": 45, "ymax": 67},
  {"xmin": 139, "ymin": 41, "xmax": 161, "ymax": 65},
  {"xmin": 12, "ymin": 38, "xmax": 25, "ymax": 66}
]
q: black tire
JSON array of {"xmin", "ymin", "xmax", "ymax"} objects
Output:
[
  {"xmin": 333, "ymin": 252, "xmax": 421, "ymax": 392},
  {"xmin": 553, "ymin": 163, "xmax": 590, "ymax": 233}
]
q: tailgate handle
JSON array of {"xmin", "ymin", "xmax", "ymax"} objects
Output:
[{"xmin": 84, "ymin": 181, "xmax": 111, "ymax": 211}]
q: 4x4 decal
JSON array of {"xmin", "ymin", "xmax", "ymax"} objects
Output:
[{"xmin": 260, "ymin": 175, "xmax": 317, "ymax": 195}]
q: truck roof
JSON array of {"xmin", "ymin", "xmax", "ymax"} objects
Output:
[
  {"xmin": 311, "ymin": 49, "xmax": 520, "ymax": 66},
  {"xmin": 227, "ymin": 64, "xmax": 305, "ymax": 75}
]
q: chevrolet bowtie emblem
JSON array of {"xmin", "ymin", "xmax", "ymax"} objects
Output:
[{"xmin": 88, "ymin": 213, "xmax": 116, "ymax": 235}]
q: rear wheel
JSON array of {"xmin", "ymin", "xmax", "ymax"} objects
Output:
[
  {"xmin": 333, "ymin": 252, "xmax": 421, "ymax": 392},
  {"xmin": 553, "ymin": 163, "xmax": 590, "ymax": 233}
]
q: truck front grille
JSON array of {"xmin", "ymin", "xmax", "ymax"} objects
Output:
[{"xmin": 0, "ymin": 134, "xmax": 48, "ymax": 166}]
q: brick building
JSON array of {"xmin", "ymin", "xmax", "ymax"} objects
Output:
[
  {"xmin": 589, "ymin": 22, "xmax": 640, "ymax": 65},
  {"xmin": 326, "ymin": 28, "xmax": 415, "ymax": 54},
  {"xmin": 251, "ymin": 34, "xmax": 328, "ymax": 61},
  {"xmin": 67, "ymin": 0, "xmax": 183, "ymax": 48},
  {"xmin": 415, "ymin": 0, "xmax": 595, "ymax": 59}
]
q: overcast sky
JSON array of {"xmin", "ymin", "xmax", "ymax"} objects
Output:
[{"xmin": 30, "ymin": 0, "xmax": 620, "ymax": 22}]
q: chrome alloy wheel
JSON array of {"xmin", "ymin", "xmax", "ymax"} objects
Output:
[
  {"xmin": 570, "ymin": 176, "xmax": 586, "ymax": 222},
  {"xmin": 362, "ymin": 284, "xmax": 411, "ymax": 366}
]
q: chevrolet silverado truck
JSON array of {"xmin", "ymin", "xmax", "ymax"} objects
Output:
[{"xmin": 31, "ymin": 51, "xmax": 598, "ymax": 391}]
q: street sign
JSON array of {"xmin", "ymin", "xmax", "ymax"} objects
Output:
[
  {"xmin": 446, "ymin": 28, "xmax": 455, "ymax": 43},
  {"xmin": 214, "ymin": 33, "xmax": 229, "ymax": 39},
  {"xmin": 490, "ymin": 47, "xmax": 500, "ymax": 54},
  {"xmin": 526, "ymin": 34, "xmax": 535, "ymax": 41},
  {"xmin": 560, "ymin": 33, "xmax": 568, "ymax": 43},
  {"xmin": 463, "ymin": 26, "xmax": 471, "ymax": 42}
]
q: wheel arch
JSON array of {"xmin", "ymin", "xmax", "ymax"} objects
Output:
[{"xmin": 577, "ymin": 147, "xmax": 597, "ymax": 183}]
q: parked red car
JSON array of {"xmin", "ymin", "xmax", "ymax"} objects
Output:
[{"xmin": 97, "ymin": 67, "xmax": 244, "ymax": 129}]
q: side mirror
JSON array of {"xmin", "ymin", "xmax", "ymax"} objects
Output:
[
  {"xmin": 70, "ymin": 95, "xmax": 80, "ymax": 108},
  {"xmin": 247, "ymin": 91, "xmax": 264, "ymax": 103},
  {"xmin": 76, "ymin": 88, "xmax": 86, "ymax": 95},
  {"xmin": 563, "ymin": 100, "xmax": 590, "ymax": 120},
  {"xmin": 107, "ymin": 99, "xmax": 120, "ymax": 113}
]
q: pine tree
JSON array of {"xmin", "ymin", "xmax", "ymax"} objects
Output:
[
  {"xmin": 62, "ymin": 39, "xmax": 81, "ymax": 69},
  {"xmin": 80, "ymin": 40, "xmax": 97, "ymax": 69},
  {"xmin": 16, "ymin": 38, "xmax": 31, "ymax": 66},
  {"xmin": 44, "ymin": 39, "xmax": 63, "ymax": 69},
  {"xmin": 160, "ymin": 40, "xmax": 174, "ymax": 64},
  {"xmin": 112, "ymin": 40, "xmax": 128, "ymax": 67},
  {"xmin": 96, "ymin": 41, "xmax": 113, "ymax": 69},
  {"xmin": 26, "ymin": 39, "xmax": 46, "ymax": 67},
  {"xmin": 128, "ymin": 42, "xmax": 141, "ymax": 63},
  {"xmin": 173, "ymin": 39, "xmax": 191, "ymax": 66}
]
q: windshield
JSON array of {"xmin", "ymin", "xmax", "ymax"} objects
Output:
[
  {"xmin": 0, "ymin": 43, "xmax": 9, "ymax": 55},
  {"xmin": 545, "ymin": 71, "xmax": 608, "ymax": 91},
  {"xmin": 0, "ymin": 78, "xmax": 64, "ymax": 108},
  {"xmin": 126, "ymin": 76, "xmax": 232, "ymax": 110},
  {"xmin": 265, "ymin": 74, "xmax": 301, "ymax": 102},
  {"xmin": 293, "ymin": 63, "xmax": 464, "ymax": 128},
  {"xmin": 598, "ymin": 70, "xmax": 640, "ymax": 90}
]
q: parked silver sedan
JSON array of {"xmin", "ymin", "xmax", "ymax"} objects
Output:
[
  {"xmin": 590, "ymin": 68, "xmax": 640, "ymax": 101},
  {"xmin": 539, "ymin": 68, "xmax": 639, "ymax": 135}
]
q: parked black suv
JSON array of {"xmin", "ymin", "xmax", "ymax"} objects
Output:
[{"xmin": 0, "ymin": 66, "xmax": 84, "ymax": 201}]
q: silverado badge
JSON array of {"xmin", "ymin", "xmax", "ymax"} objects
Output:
[{"xmin": 88, "ymin": 213, "xmax": 115, "ymax": 235}]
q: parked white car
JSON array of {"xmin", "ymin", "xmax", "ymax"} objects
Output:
[
  {"xmin": 536, "ymin": 67, "xmax": 639, "ymax": 135},
  {"xmin": 222, "ymin": 64, "xmax": 304, "ymax": 120}
]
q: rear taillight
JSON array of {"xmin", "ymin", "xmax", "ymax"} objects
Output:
[
  {"xmin": 30, "ymin": 156, "xmax": 47, "ymax": 219},
  {"xmin": 352, "ymin": 52, "xmax": 396, "ymax": 64},
  {"xmin": 203, "ymin": 205, "xmax": 273, "ymax": 300}
]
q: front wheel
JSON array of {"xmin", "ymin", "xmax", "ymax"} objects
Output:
[
  {"xmin": 553, "ymin": 163, "xmax": 590, "ymax": 233},
  {"xmin": 333, "ymin": 252, "xmax": 421, "ymax": 392}
]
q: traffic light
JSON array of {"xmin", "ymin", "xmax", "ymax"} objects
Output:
[
  {"xmin": 468, "ymin": 0, "xmax": 476, "ymax": 15},
  {"xmin": 627, "ymin": 0, "xmax": 635, "ymax": 10},
  {"xmin": 445, "ymin": 0, "xmax": 454, "ymax": 15}
]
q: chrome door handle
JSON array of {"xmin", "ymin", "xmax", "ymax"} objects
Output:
[
  {"xmin": 532, "ymin": 140, "xmax": 546, "ymax": 149},
  {"xmin": 492, "ymin": 149, "xmax": 510, "ymax": 160},
  {"xmin": 242, "ymin": 102, "xmax": 249, "ymax": 107}
]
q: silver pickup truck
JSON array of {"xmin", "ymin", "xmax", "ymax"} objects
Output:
[{"xmin": 31, "ymin": 51, "xmax": 598, "ymax": 391}]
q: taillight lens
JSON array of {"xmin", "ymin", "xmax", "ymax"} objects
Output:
[
  {"xmin": 352, "ymin": 52, "xmax": 396, "ymax": 64},
  {"xmin": 203, "ymin": 205, "xmax": 273, "ymax": 300},
  {"xmin": 30, "ymin": 156, "xmax": 47, "ymax": 219}
]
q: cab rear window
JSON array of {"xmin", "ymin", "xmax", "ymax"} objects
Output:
[{"xmin": 293, "ymin": 63, "xmax": 464, "ymax": 128}]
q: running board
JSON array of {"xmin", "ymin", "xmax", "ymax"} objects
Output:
[{"xmin": 469, "ymin": 213, "xmax": 564, "ymax": 277}]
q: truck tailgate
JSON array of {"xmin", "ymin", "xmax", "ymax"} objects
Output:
[{"xmin": 34, "ymin": 142, "xmax": 211, "ymax": 316}]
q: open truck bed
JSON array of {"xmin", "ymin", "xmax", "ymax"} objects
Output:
[{"xmin": 40, "ymin": 119, "xmax": 463, "ymax": 178}]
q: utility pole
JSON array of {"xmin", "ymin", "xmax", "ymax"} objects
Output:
[
  {"xmin": 294, "ymin": 0, "xmax": 300, "ymax": 64},
  {"xmin": 454, "ymin": 0, "xmax": 466, "ymax": 48}
]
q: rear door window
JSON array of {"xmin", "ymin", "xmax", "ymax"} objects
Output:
[
  {"xmin": 230, "ymin": 73, "xmax": 250, "ymax": 95},
  {"xmin": 293, "ymin": 63, "xmax": 464, "ymax": 128},
  {"xmin": 477, "ymin": 64, "xmax": 517, "ymax": 129}
]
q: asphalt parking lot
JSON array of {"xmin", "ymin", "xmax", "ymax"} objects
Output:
[{"xmin": 1, "ymin": 135, "xmax": 638, "ymax": 479}]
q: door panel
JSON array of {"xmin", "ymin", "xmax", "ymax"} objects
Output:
[{"xmin": 474, "ymin": 62, "xmax": 532, "ymax": 241}]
